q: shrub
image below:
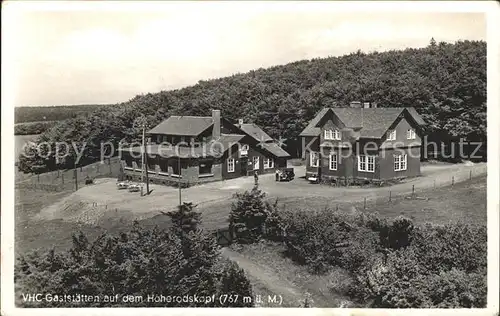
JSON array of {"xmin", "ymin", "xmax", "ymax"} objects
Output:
[
  {"xmin": 411, "ymin": 222, "xmax": 487, "ymax": 273},
  {"xmin": 15, "ymin": 221, "xmax": 254, "ymax": 307},
  {"xmin": 229, "ymin": 187, "xmax": 275, "ymax": 244},
  {"xmin": 164, "ymin": 202, "xmax": 201, "ymax": 235}
]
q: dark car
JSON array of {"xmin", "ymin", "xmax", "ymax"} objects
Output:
[{"xmin": 275, "ymin": 168, "xmax": 295, "ymax": 182}]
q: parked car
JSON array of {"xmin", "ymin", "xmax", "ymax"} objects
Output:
[
  {"xmin": 116, "ymin": 181, "xmax": 130, "ymax": 190},
  {"xmin": 275, "ymin": 168, "xmax": 295, "ymax": 182},
  {"xmin": 127, "ymin": 184, "xmax": 141, "ymax": 192},
  {"xmin": 307, "ymin": 173, "xmax": 319, "ymax": 184}
]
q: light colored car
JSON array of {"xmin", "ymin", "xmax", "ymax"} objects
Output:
[
  {"xmin": 116, "ymin": 181, "xmax": 130, "ymax": 190},
  {"xmin": 127, "ymin": 184, "xmax": 141, "ymax": 192}
]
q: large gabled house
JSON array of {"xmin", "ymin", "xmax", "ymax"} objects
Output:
[
  {"xmin": 119, "ymin": 110, "xmax": 290, "ymax": 185},
  {"xmin": 299, "ymin": 101, "xmax": 426, "ymax": 182}
]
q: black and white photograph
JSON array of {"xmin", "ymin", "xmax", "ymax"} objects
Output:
[{"xmin": 2, "ymin": 1, "xmax": 499, "ymax": 314}]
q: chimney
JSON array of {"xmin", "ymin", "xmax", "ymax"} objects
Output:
[
  {"xmin": 212, "ymin": 109, "xmax": 221, "ymax": 139},
  {"xmin": 363, "ymin": 102, "xmax": 370, "ymax": 109},
  {"xmin": 350, "ymin": 101, "xmax": 362, "ymax": 108}
]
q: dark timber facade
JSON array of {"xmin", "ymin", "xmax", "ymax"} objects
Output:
[
  {"xmin": 299, "ymin": 102, "xmax": 426, "ymax": 182},
  {"xmin": 119, "ymin": 110, "xmax": 290, "ymax": 185}
]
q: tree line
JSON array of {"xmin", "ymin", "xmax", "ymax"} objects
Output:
[{"xmin": 18, "ymin": 39, "xmax": 486, "ymax": 173}]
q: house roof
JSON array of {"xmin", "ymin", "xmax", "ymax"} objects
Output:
[
  {"xmin": 236, "ymin": 123, "xmax": 274, "ymax": 142},
  {"xmin": 299, "ymin": 107, "xmax": 425, "ymax": 139},
  {"xmin": 122, "ymin": 134, "xmax": 245, "ymax": 158},
  {"xmin": 260, "ymin": 143, "xmax": 290, "ymax": 157},
  {"xmin": 147, "ymin": 116, "xmax": 213, "ymax": 136}
]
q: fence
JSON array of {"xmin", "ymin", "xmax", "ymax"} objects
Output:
[{"xmin": 16, "ymin": 157, "xmax": 123, "ymax": 192}]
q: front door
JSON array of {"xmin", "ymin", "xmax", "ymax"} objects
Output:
[
  {"xmin": 240, "ymin": 157, "xmax": 248, "ymax": 176},
  {"xmin": 253, "ymin": 156, "xmax": 260, "ymax": 170}
]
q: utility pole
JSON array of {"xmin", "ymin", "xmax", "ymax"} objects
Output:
[
  {"xmin": 141, "ymin": 124, "xmax": 145, "ymax": 196},
  {"xmin": 144, "ymin": 131, "xmax": 150, "ymax": 195},
  {"xmin": 74, "ymin": 161, "xmax": 78, "ymax": 191},
  {"xmin": 178, "ymin": 156, "xmax": 182, "ymax": 207}
]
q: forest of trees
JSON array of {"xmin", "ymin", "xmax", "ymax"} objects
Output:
[
  {"xmin": 15, "ymin": 104, "xmax": 114, "ymax": 124},
  {"xmin": 18, "ymin": 40, "xmax": 486, "ymax": 173}
]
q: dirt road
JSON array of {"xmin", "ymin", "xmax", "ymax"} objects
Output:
[
  {"xmin": 220, "ymin": 247, "xmax": 304, "ymax": 307},
  {"xmin": 36, "ymin": 162, "xmax": 486, "ymax": 225}
]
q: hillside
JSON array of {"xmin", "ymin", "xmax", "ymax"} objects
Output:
[
  {"xmin": 18, "ymin": 40, "xmax": 486, "ymax": 173},
  {"xmin": 15, "ymin": 104, "xmax": 114, "ymax": 124}
]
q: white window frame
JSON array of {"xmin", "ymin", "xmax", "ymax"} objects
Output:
[
  {"xmin": 407, "ymin": 129, "xmax": 416, "ymax": 140},
  {"xmin": 329, "ymin": 153, "xmax": 338, "ymax": 170},
  {"xmin": 358, "ymin": 155, "xmax": 376, "ymax": 173},
  {"xmin": 324, "ymin": 129, "xmax": 341, "ymax": 140},
  {"xmin": 387, "ymin": 130, "xmax": 396, "ymax": 141},
  {"xmin": 324, "ymin": 130, "xmax": 333, "ymax": 140},
  {"xmin": 264, "ymin": 157, "xmax": 274, "ymax": 169},
  {"xmin": 227, "ymin": 158, "xmax": 235, "ymax": 173},
  {"xmin": 252, "ymin": 156, "xmax": 260, "ymax": 170},
  {"xmin": 334, "ymin": 129, "xmax": 341, "ymax": 140},
  {"xmin": 310, "ymin": 151, "xmax": 319, "ymax": 167},
  {"xmin": 394, "ymin": 154, "xmax": 408, "ymax": 171}
]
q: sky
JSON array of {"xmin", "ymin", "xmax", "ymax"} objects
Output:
[{"xmin": 4, "ymin": 2, "xmax": 487, "ymax": 107}]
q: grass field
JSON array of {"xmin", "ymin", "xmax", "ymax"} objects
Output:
[{"xmin": 15, "ymin": 173, "xmax": 486, "ymax": 256}]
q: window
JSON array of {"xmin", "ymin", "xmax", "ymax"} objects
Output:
[
  {"xmin": 240, "ymin": 144, "xmax": 249, "ymax": 157},
  {"xmin": 135, "ymin": 159, "xmax": 142, "ymax": 169},
  {"xmin": 146, "ymin": 155, "xmax": 156, "ymax": 170},
  {"xmin": 324, "ymin": 129, "xmax": 341, "ymax": 140},
  {"xmin": 407, "ymin": 129, "xmax": 416, "ymax": 140},
  {"xmin": 329, "ymin": 153, "xmax": 338, "ymax": 170},
  {"xmin": 199, "ymin": 161, "xmax": 213, "ymax": 175},
  {"xmin": 310, "ymin": 151, "xmax": 319, "ymax": 167},
  {"xmin": 358, "ymin": 155, "xmax": 375, "ymax": 173},
  {"xmin": 387, "ymin": 130, "xmax": 396, "ymax": 141},
  {"xmin": 394, "ymin": 154, "xmax": 408, "ymax": 171},
  {"xmin": 159, "ymin": 159, "xmax": 168, "ymax": 173},
  {"xmin": 253, "ymin": 156, "xmax": 260, "ymax": 170},
  {"xmin": 171, "ymin": 159, "xmax": 181, "ymax": 176},
  {"xmin": 124, "ymin": 155, "xmax": 133, "ymax": 168},
  {"xmin": 264, "ymin": 157, "xmax": 274, "ymax": 169},
  {"xmin": 227, "ymin": 158, "xmax": 235, "ymax": 173}
]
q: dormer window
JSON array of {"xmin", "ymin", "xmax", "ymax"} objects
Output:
[
  {"xmin": 387, "ymin": 130, "xmax": 396, "ymax": 141},
  {"xmin": 407, "ymin": 129, "xmax": 416, "ymax": 140},
  {"xmin": 324, "ymin": 129, "xmax": 341, "ymax": 140}
]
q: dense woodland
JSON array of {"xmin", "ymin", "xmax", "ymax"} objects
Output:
[
  {"xmin": 15, "ymin": 104, "xmax": 113, "ymax": 124},
  {"xmin": 18, "ymin": 40, "xmax": 486, "ymax": 173}
]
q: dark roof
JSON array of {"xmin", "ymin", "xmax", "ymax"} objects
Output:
[
  {"xmin": 122, "ymin": 134, "xmax": 245, "ymax": 158},
  {"xmin": 147, "ymin": 116, "xmax": 213, "ymax": 136},
  {"xmin": 236, "ymin": 123, "xmax": 273, "ymax": 142},
  {"xmin": 260, "ymin": 143, "xmax": 290, "ymax": 158},
  {"xmin": 299, "ymin": 107, "xmax": 425, "ymax": 139},
  {"xmin": 298, "ymin": 108, "xmax": 330, "ymax": 137}
]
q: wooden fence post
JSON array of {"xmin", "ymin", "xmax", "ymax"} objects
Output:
[
  {"xmin": 412, "ymin": 185, "xmax": 415, "ymax": 198},
  {"xmin": 363, "ymin": 197, "xmax": 366, "ymax": 210},
  {"xmin": 452, "ymin": 176, "xmax": 455, "ymax": 186},
  {"xmin": 469, "ymin": 170, "xmax": 472, "ymax": 180},
  {"xmin": 389, "ymin": 190, "xmax": 392, "ymax": 202}
]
